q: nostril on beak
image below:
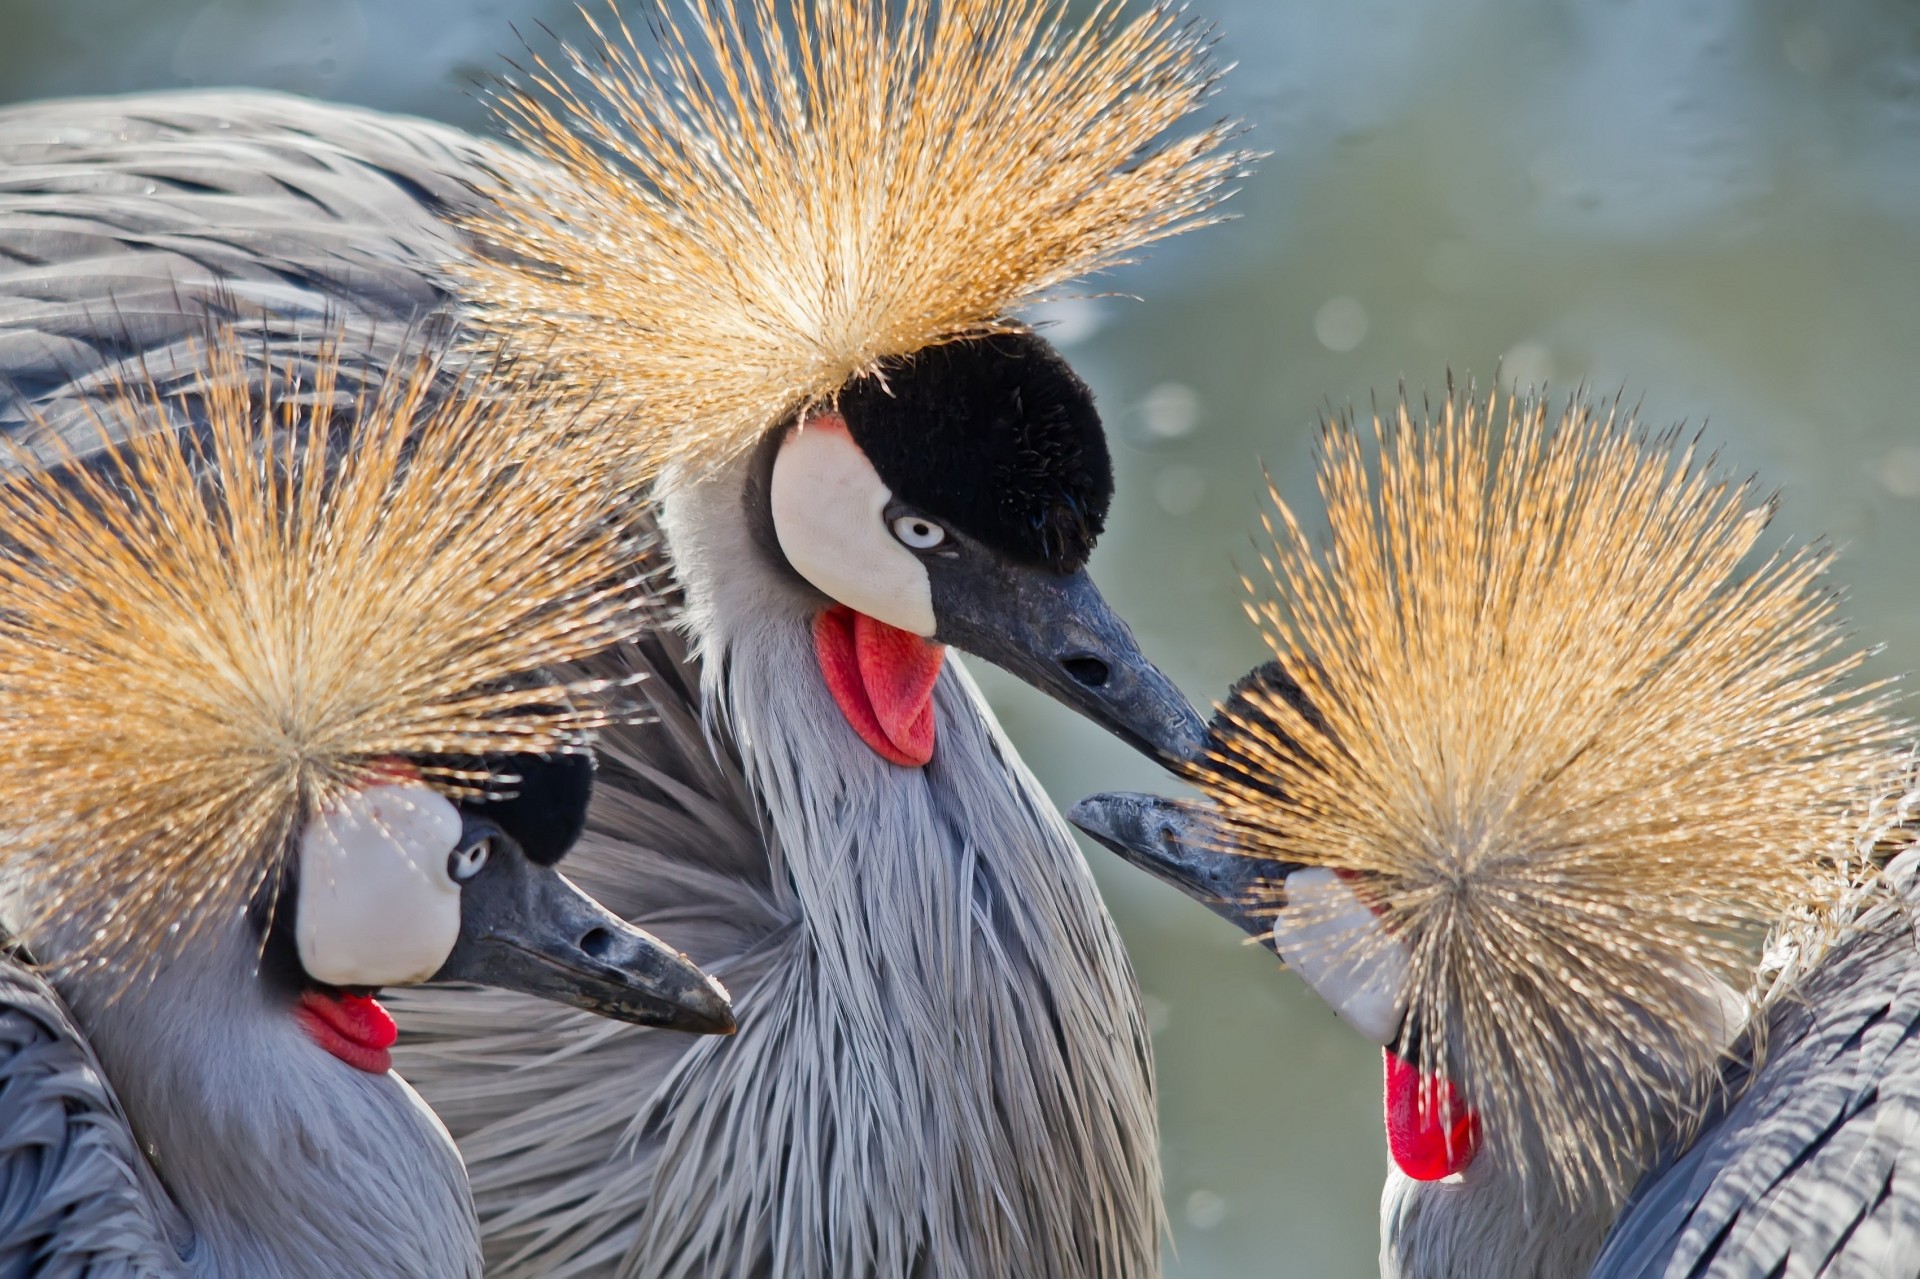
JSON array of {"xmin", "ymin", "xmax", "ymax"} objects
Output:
[
  {"xmin": 1061, "ymin": 655, "xmax": 1111, "ymax": 688},
  {"xmin": 580, "ymin": 927, "xmax": 614, "ymax": 960}
]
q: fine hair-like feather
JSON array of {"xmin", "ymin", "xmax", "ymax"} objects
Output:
[
  {"xmin": 0, "ymin": 331, "xmax": 659, "ymax": 982},
  {"xmin": 460, "ymin": 0, "xmax": 1251, "ymax": 478},
  {"xmin": 1194, "ymin": 388, "xmax": 1909, "ymax": 1211}
]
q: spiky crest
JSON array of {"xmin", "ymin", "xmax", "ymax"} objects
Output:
[
  {"xmin": 1192, "ymin": 388, "xmax": 1909, "ymax": 1209},
  {"xmin": 460, "ymin": 0, "xmax": 1250, "ymax": 478},
  {"xmin": 0, "ymin": 332, "xmax": 660, "ymax": 984}
]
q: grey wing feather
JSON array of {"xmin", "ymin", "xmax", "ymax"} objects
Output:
[
  {"xmin": 0, "ymin": 89, "xmax": 507, "ymax": 447},
  {"xmin": 389, "ymin": 631, "xmax": 793, "ymax": 1276},
  {"xmin": 0, "ymin": 954, "xmax": 181, "ymax": 1277},
  {"xmin": 1592, "ymin": 898, "xmax": 1920, "ymax": 1279}
]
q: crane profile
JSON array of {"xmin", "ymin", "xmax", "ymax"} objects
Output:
[
  {"xmin": 1072, "ymin": 389, "xmax": 1917, "ymax": 1278},
  {"xmin": 0, "ymin": 331, "xmax": 732, "ymax": 1277}
]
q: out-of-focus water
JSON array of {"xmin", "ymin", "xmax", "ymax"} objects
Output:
[{"xmin": 4, "ymin": 1, "xmax": 1918, "ymax": 1273}]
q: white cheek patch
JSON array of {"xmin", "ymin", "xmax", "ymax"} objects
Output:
[
  {"xmin": 295, "ymin": 783, "xmax": 463, "ymax": 988},
  {"xmin": 1271, "ymin": 867, "xmax": 1412, "ymax": 1045},
  {"xmin": 770, "ymin": 415, "xmax": 937, "ymax": 636}
]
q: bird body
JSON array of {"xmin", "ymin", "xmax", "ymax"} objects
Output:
[
  {"xmin": 398, "ymin": 450, "xmax": 1167, "ymax": 1275},
  {"xmin": 1070, "ymin": 392, "xmax": 1916, "ymax": 1278},
  {"xmin": 0, "ymin": 0, "xmax": 1242, "ymax": 1264},
  {"xmin": 0, "ymin": 324, "xmax": 733, "ymax": 1275},
  {"xmin": 1372, "ymin": 842, "xmax": 1920, "ymax": 1278},
  {"xmin": 0, "ymin": 90, "xmax": 495, "ymax": 442},
  {"xmin": 1591, "ymin": 847, "xmax": 1920, "ymax": 1278}
]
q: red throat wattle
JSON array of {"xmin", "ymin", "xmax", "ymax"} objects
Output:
[
  {"xmin": 813, "ymin": 604, "xmax": 946, "ymax": 767},
  {"xmin": 295, "ymin": 990, "xmax": 398, "ymax": 1074},
  {"xmin": 1383, "ymin": 1048, "xmax": 1481, "ymax": 1180}
]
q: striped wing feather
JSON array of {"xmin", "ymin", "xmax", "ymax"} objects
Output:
[
  {"xmin": 0, "ymin": 954, "xmax": 181, "ymax": 1277},
  {"xmin": 1593, "ymin": 866, "xmax": 1920, "ymax": 1279}
]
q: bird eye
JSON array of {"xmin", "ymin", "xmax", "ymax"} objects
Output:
[
  {"xmin": 890, "ymin": 515, "xmax": 947, "ymax": 550},
  {"xmin": 447, "ymin": 838, "xmax": 491, "ymax": 883}
]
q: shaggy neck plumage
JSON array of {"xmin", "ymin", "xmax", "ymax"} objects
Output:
[
  {"xmin": 634, "ymin": 462, "xmax": 1164, "ymax": 1277},
  {"xmin": 35, "ymin": 914, "xmax": 481, "ymax": 1279},
  {"xmin": 1381, "ymin": 1163, "xmax": 1619, "ymax": 1279}
]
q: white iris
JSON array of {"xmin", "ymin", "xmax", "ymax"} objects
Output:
[{"xmin": 891, "ymin": 515, "xmax": 947, "ymax": 550}]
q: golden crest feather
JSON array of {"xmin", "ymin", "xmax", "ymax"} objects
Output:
[
  {"xmin": 0, "ymin": 333, "xmax": 658, "ymax": 978},
  {"xmin": 1193, "ymin": 388, "xmax": 1908, "ymax": 1207},
  {"xmin": 461, "ymin": 0, "xmax": 1249, "ymax": 477}
]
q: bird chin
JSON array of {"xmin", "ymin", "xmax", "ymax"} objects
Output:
[
  {"xmin": 293, "ymin": 989, "xmax": 396, "ymax": 1074},
  {"xmin": 812, "ymin": 603, "xmax": 945, "ymax": 767}
]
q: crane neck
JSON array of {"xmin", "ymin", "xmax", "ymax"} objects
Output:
[
  {"xmin": 41, "ymin": 916, "xmax": 482, "ymax": 1279},
  {"xmin": 639, "ymin": 467, "xmax": 1165, "ymax": 1275}
]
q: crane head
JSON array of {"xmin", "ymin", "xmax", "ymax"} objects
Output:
[
  {"xmin": 435, "ymin": 0, "xmax": 1254, "ymax": 772},
  {"xmin": 1074, "ymin": 388, "xmax": 1910, "ymax": 1212},
  {"xmin": 750, "ymin": 330, "xmax": 1204, "ymax": 766},
  {"xmin": 270, "ymin": 752, "xmax": 732, "ymax": 1073},
  {"xmin": 0, "ymin": 328, "xmax": 738, "ymax": 1069}
]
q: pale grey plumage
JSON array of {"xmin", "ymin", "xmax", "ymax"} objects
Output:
[
  {"xmin": 0, "ymin": 913, "xmax": 483, "ymax": 1278},
  {"xmin": 0, "ymin": 89, "xmax": 1165, "ymax": 1277},
  {"xmin": 0, "ymin": 89, "xmax": 490, "ymax": 440}
]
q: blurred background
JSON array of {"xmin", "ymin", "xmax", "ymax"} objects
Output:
[{"xmin": 4, "ymin": 0, "xmax": 1918, "ymax": 1273}]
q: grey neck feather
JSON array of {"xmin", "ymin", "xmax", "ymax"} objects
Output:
[
  {"xmin": 1381, "ymin": 1164, "xmax": 1620, "ymax": 1279},
  {"xmin": 27, "ymin": 909, "xmax": 481, "ymax": 1279},
  {"xmin": 635, "ymin": 460, "xmax": 1164, "ymax": 1277}
]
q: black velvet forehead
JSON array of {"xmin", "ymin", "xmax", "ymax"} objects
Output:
[
  {"xmin": 454, "ymin": 751, "xmax": 595, "ymax": 867},
  {"xmin": 834, "ymin": 332, "xmax": 1112, "ymax": 571}
]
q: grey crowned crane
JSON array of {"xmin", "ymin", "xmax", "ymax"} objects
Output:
[
  {"xmin": 0, "ymin": 1, "xmax": 1250, "ymax": 1274},
  {"xmin": 1070, "ymin": 393, "xmax": 1920, "ymax": 1278},
  {"xmin": 0, "ymin": 333, "xmax": 733, "ymax": 1277}
]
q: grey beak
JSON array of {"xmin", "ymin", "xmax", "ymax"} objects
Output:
[
  {"xmin": 430, "ymin": 824, "xmax": 734, "ymax": 1036},
  {"xmin": 931, "ymin": 562, "xmax": 1207, "ymax": 763},
  {"xmin": 1067, "ymin": 791, "xmax": 1291, "ymax": 940}
]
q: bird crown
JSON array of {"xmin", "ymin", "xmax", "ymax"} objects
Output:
[
  {"xmin": 1192, "ymin": 388, "xmax": 1909, "ymax": 1207},
  {"xmin": 0, "ymin": 331, "xmax": 658, "ymax": 982},
  {"xmin": 459, "ymin": 0, "xmax": 1251, "ymax": 479}
]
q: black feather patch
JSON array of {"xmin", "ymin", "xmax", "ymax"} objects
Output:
[
  {"xmin": 836, "ymin": 332, "xmax": 1112, "ymax": 571},
  {"xmin": 457, "ymin": 751, "xmax": 595, "ymax": 866},
  {"xmin": 1202, "ymin": 660, "xmax": 1327, "ymax": 802}
]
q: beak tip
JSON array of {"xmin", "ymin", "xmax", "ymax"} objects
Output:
[
  {"xmin": 1068, "ymin": 792, "xmax": 1282, "ymax": 942},
  {"xmin": 1126, "ymin": 690, "xmax": 1208, "ymax": 766},
  {"xmin": 697, "ymin": 976, "xmax": 738, "ymax": 1036},
  {"xmin": 1167, "ymin": 705, "xmax": 1210, "ymax": 763},
  {"xmin": 639, "ymin": 965, "xmax": 735, "ymax": 1036},
  {"xmin": 1067, "ymin": 792, "xmax": 1157, "ymax": 864},
  {"xmin": 647, "ymin": 994, "xmax": 736, "ymax": 1036},
  {"xmin": 1064, "ymin": 794, "xmax": 1114, "ymax": 840},
  {"xmin": 691, "ymin": 1007, "xmax": 739, "ymax": 1036}
]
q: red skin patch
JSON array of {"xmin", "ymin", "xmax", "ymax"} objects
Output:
[
  {"xmin": 295, "ymin": 990, "xmax": 398, "ymax": 1075},
  {"xmin": 813, "ymin": 604, "xmax": 947, "ymax": 767},
  {"xmin": 362, "ymin": 756, "xmax": 421, "ymax": 783},
  {"xmin": 1383, "ymin": 1048, "xmax": 1481, "ymax": 1180}
]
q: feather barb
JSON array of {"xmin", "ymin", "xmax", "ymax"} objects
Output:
[{"xmin": 461, "ymin": 0, "xmax": 1250, "ymax": 477}]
